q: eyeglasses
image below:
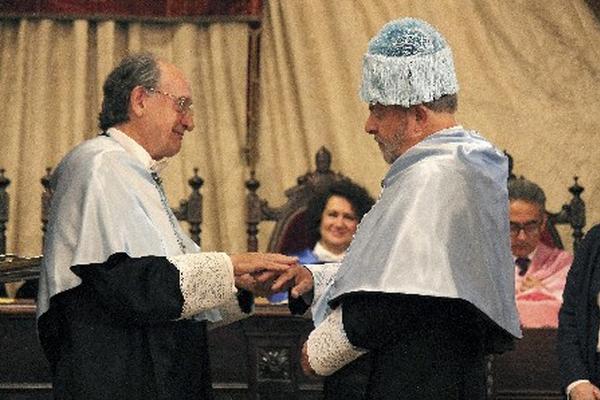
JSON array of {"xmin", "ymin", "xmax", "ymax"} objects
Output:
[
  {"xmin": 146, "ymin": 87, "xmax": 194, "ymax": 115},
  {"xmin": 509, "ymin": 221, "xmax": 541, "ymax": 236}
]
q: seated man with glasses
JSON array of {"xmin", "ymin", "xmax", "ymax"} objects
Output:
[{"xmin": 508, "ymin": 177, "xmax": 573, "ymax": 328}]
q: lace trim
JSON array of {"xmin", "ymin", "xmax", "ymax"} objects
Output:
[
  {"xmin": 306, "ymin": 306, "xmax": 368, "ymax": 376},
  {"xmin": 168, "ymin": 252, "xmax": 235, "ymax": 319}
]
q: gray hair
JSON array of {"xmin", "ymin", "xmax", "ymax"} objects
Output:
[
  {"xmin": 98, "ymin": 52, "xmax": 161, "ymax": 131},
  {"xmin": 508, "ymin": 177, "xmax": 546, "ymax": 211},
  {"xmin": 423, "ymin": 94, "xmax": 458, "ymax": 113}
]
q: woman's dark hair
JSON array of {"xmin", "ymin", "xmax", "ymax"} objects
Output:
[{"xmin": 305, "ymin": 179, "xmax": 375, "ymax": 245}]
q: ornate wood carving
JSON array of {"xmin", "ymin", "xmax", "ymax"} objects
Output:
[
  {"xmin": 547, "ymin": 176, "xmax": 586, "ymax": 252},
  {"xmin": 0, "ymin": 168, "xmax": 9, "ymax": 255},
  {"xmin": 504, "ymin": 150, "xmax": 516, "ymax": 180},
  {"xmin": 40, "ymin": 168, "xmax": 53, "ymax": 249},
  {"xmin": 245, "ymin": 172, "xmax": 263, "ymax": 252},
  {"xmin": 173, "ymin": 168, "xmax": 204, "ymax": 247},
  {"xmin": 257, "ymin": 347, "xmax": 291, "ymax": 381}
]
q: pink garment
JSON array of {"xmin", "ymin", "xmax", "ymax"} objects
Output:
[{"xmin": 515, "ymin": 242, "xmax": 573, "ymax": 328}]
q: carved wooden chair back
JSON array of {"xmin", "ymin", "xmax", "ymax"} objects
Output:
[
  {"xmin": 246, "ymin": 146, "xmax": 358, "ymax": 253},
  {"xmin": 505, "ymin": 151, "xmax": 586, "ymax": 251}
]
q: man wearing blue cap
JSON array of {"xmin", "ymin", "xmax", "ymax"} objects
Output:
[{"xmin": 276, "ymin": 17, "xmax": 522, "ymax": 400}]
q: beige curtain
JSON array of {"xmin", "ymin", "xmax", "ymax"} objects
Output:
[
  {"xmin": 0, "ymin": 19, "xmax": 250, "ymax": 263},
  {"xmin": 1, "ymin": 0, "xmax": 600, "ymax": 270},
  {"xmin": 257, "ymin": 0, "xmax": 600, "ymax": 251}
]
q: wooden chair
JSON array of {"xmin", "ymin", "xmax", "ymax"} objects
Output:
[
  {"xmin": 241, "ymin": 146, "xmax": 364, "ymax": 399},
  {"xmin": 245, "ymin": 146, "xmax": 359, "ymax": 253},
  {"xmin": 172, "ymin": 168, "xmax": 204, "ymax": 247},
  {"xmin": 505, "ymin": 151, "xmax": 586, "ymax": 251},
  {"xmin": 543, "ymin": 177, "xmax": 585, "ymax": 251}
]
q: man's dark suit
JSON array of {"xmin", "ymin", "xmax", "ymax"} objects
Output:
[{"xmin": 558, "ymin": 224, "xmax": 600, "ymax": 390}]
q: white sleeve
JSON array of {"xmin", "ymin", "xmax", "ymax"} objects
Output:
[
  {"xmin": 306, "ymin": 262, "xmax": 340, "ymax": 326},
  {"xmin": 309, "ymin": 262, "xmax": 340, "ymax": 304},
  {"xmin": 167, "ymin": 252, "xmax": 237, "ymax": 319},
  {"xmin": 306, "ymin": 305, "xmax": 368, "ymax": 376}
]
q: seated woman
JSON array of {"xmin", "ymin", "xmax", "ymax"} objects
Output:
[{"xmin": 268, "ymin": 179, "xmax": 374, "ymax": 303}]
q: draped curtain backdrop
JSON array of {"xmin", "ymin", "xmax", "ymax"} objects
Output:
[
  {"xmin": 0, "ymin": 18, "xmax": 250, "ymax": 264},
  {"xmin": 256, "ymin": 0, "xmax": 600, "ymax": 250},
  {"xmin": 1, "ymin": 0, "xmax": 599, "ymax": 272}
]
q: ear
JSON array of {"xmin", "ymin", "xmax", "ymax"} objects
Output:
[
  {"xmin": 130, "ymin": 86, "xmax": 147, "ymax": 118},
  {"xmin": 413, "ymin": 104, "xmax": 429, "ymax": 124}
]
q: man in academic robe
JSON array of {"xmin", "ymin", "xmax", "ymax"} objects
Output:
[
  {"xmin": 508, "ymin": 177, "xmax": 573, "ymax": 328},
  {"xmin": 36, "ymin": 53, "xmax": 296, "ymax": 400},
  {"xmin": 275, "ymin": 17, "xmax": 522, "ymax": 400}
]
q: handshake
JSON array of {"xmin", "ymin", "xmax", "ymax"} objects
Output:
[{"xmin": 229, "ymin": 252, "xmax": 313, "ymax": 298}]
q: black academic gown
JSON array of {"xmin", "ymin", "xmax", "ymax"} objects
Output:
[
  {"xmin": 38, "ymin": 253, "xmax": 215, "ymax": 400},
  {"xmin": 293, "ymin": 293, "xmax": 512, "ymax": 400}
]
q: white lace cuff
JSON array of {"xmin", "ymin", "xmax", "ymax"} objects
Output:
[
  {"xmin": 168, "ymin": 252, "xmax": 236, "ymax": 319},
  {"xmin": 306, "ymin": 306, "xmax": 367, "ymax": 376}
]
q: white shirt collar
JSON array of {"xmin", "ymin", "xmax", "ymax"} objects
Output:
[
  {"xmin": 107, "ymin": 127, "xmax": 169, "ymax": 173},
  {"xmin": 313, "ymin": 241, "xmax": 346, "ymax": 263}
]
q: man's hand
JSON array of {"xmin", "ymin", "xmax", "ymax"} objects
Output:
[
  {"xmin": 271, "ymin": 264, "xmax": 314, "ymax": 299},
  {"xmin": 300, "ymin": 341, "xmax": 316, "ymax": 377},
  {"xmin": 230, "ymin": 252, "xmax": 297, "ymax": 276},
  {"xmin": 235, "ymin": 271, "xmax": 279, "ymax": 297},
  {"xmin": 570, "ymin": 382, "xmax": 600, "ymax": 400}
]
